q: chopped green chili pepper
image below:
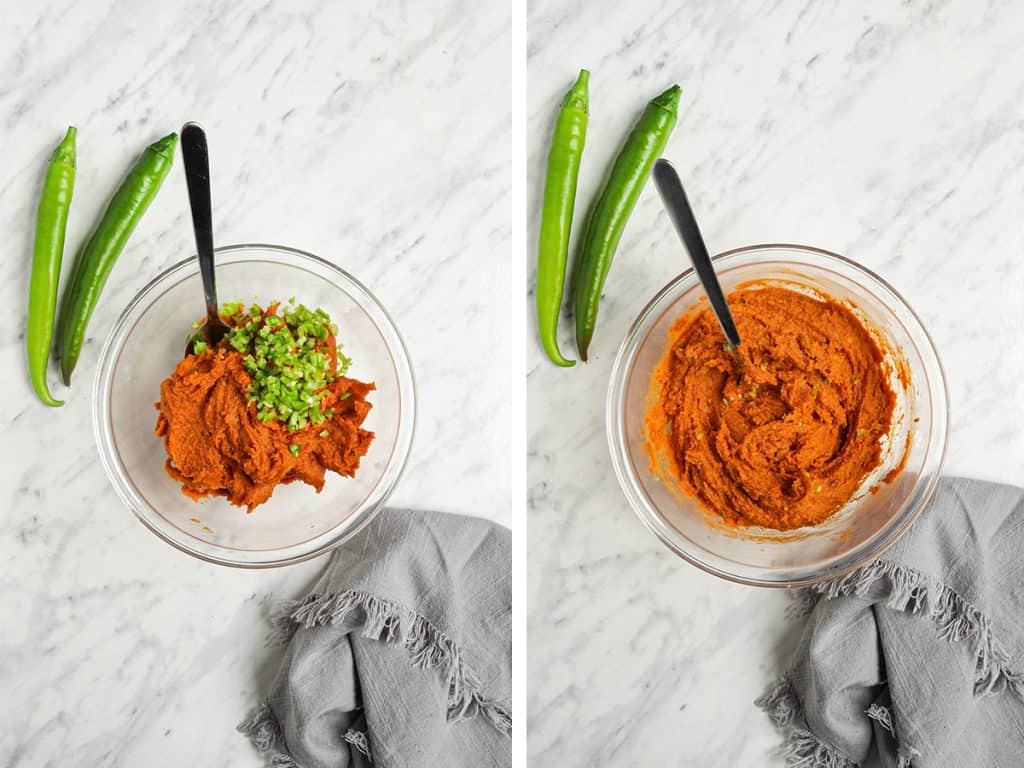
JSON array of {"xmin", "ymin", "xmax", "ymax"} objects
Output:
[{"xmin": 190, "ymin": 301, "xmax": 345, "ymax": 431}]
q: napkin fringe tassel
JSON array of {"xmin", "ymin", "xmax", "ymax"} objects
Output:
[
  {"xmin": 865, "ymin": 703, "xmax": 919, "ymax": 768},
  {"xmin": 344, "ymin": 728, "xmax": 372, "ymax": 758},
  {"xmin": 270, "ymin": 589, "xmax": 512, "ymax": 736},
  {"xmin": 237, "ymin": 702, "xmax": 301, "ymax": 767},
  {"xmin": 759, "ymin": 677, "xmax": 921, "ymax": 768},
  {"xmin": 792, "ymin": 559, "xmax": 1023, "ymax": 699},
  {"xmin": 757, "ymin": 677, "xmax": 859, "ymax": 768},
  {"xmin": 238, "ymin": 705, "xmax": 374, "ymax": 766},
  {"xmin": 782, "ymin": 728, "xmax": 858, "ymax": 768}
]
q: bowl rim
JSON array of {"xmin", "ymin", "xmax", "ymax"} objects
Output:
[
  {"xmin": 92, "ymin": 242, "xmax": 417, "ymax": 568},
  {"xmin": 606, "ymin": 242, "xmax": 949, "ymax": 587}
]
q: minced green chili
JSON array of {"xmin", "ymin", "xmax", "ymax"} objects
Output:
[{"xmin": 190, "ymin": 299, "xmax": 347, "ymax": 431}]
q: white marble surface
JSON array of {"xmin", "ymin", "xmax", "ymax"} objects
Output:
[
  {"xmin": 527, "ymin": 0, "xmax": 1024, "ymax": 765},
  {"xmin": 0, "ymin": 2, "xmax": 518, "ymax": 766}
]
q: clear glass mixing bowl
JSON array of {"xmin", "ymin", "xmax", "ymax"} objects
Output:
[
  {"xmin": 607, "ymin": 244, "xmax": 948, "ymax": 587},
  {"xmin": 93, "ymin": 244, "xmax": 416, "ymax": 567}
]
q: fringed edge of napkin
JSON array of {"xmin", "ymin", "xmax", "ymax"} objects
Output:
[
  {"xmin": 758, "ymin": 558, "xmax": 1023, "ymax": 768},
  {"xmin": 273, "ymin": 589, "xmax": 511, "ymax": 734},
  {"xmin": 238, "ymin": 703, "xmax": 300, "ymax": 767},
  {"xmin": 792, "ymin": 558, "xmax": 1024, "ymax": 698},
  {"xmin": 256, "ymin": 588, "xmax": 510, "ymax": 731},
  {"xmin": 756, "ymin": 677, "xmax": 857, "ymax": 768},
  {"xmin": 865, "ymin": 703, "xmax": 921, "ymax": 767},
  {"xmin": 757, "ymin": 679, "xmax": 921, "ymax": 768},
  {"xmin": 239, "ymin": 589, "xmax": 511, "ymax": 764},
  {"xmin": 343, "ymin": 728, "xmax": 373, "ymax": 758},
  {"xmin": 238, "ymin": 704, "xmax": 373, "ymax": 767}
]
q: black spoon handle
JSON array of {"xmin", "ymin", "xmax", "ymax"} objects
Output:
[
  {"xmin": 652, "ymin": 158, "xmax": 741, "ymax": 348},
  {"xmin": 181, "ymin": 122, "xmax": 217, "ymax": 318}
]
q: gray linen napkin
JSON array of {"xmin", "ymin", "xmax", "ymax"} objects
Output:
[
  {"xmin": 758, "ymin": 477, "xmax": 1024, "ymax": 767},
  {"xmin": 239, "ymin": 508, "xmax": 511, "ymax": 767}
]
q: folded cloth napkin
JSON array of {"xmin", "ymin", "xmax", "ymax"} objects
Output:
[
  {"xmin": 239, "ymin": 508, "xmax": 511, "ymax": 768},
  {"xmin": 757, "ymin": 477, "xmax": 1024, "ymax": 767}
]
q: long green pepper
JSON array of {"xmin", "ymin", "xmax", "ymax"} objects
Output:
[
  {"xmin": 58, "ymin": 132, "xmax": 178, "ymax": 385},
  {"xmin": 27, "ymin": 127, "xmax": 77, "ymax": 406},
  {"xmin": 536, "ymin": 69, "xmax": 589, "ymax": 367},
  {"xmin": 573, "ymin": 84, "xmax": 681, "ymax": 361}
]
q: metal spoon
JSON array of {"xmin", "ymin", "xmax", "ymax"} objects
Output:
[
  {"xmin": 181, "ymin": 122, "xmax": 229, "ymax": 354},
  {"xmin": 651, "ymin": 158, "xmax": 741, "ymax": 349}
]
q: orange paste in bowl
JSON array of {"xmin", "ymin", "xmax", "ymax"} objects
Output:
[
  {"xmin": 646, "ymin": 284, "xmax": 897, "ymax": 530},
  {"xmin": 155, "ymin": 349, "xmax": 374, "ymax": 513}
]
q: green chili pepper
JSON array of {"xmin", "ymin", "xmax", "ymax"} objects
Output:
[
  {"xmin": 58, "ymin": 132, "xmax": 178, "ymax": 385},
  {"xmin": 27, "ymin": 127, "xmax": 76, "ymax": 406},
  {"xmin": 573, "ymin": 84, "xmax": 681, "ymax": 361},
  {"xmin": 536, "ymin": 69, "xmax": 589, "ymax": 367}
]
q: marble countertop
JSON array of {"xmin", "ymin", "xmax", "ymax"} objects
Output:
[
  {"xmin": 527, "ymin": 0, "xmax": 1024, "ymax": 765},
  {"xmin": 0, "ymin": 2, "xmax": 516, "ymax": 766}
]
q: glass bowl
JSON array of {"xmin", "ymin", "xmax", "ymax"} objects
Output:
[
  {"xmin": 607, "ymin": 244, "xmax": 948, "ymax": 587},
  {"xmin": 93, "ymin": 244, "xmax": 415, "ymax": 567}
]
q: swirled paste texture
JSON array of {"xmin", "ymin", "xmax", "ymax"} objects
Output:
[
  {"xmin": 649, "ymin": 285, "xmax": 896, "ymax": 530},
  {"xmin": 155, "ymin": 349, "xmax": 374, "ymax": 512}
]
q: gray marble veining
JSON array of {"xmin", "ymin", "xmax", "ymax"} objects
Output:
[
  {"xmin": 528, "ymin": 0, "xmax": 1024, "ymax": 765},
  {"xmin": 1, "ymin": 2, "xmax": 516, "ymax": 766}
]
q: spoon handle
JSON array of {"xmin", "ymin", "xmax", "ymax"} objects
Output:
[
  {"xmin": 652, "ymin": 158, "xmax": 741, "ymax": 348},
  {"xmin": 181, "ymin": 122, "xmax": 217, "ymax": 317}
]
